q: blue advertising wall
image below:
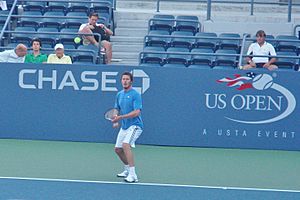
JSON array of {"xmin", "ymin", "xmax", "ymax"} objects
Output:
[{"xmin": 0, "ymin": 63, "xmax": 299, "ymax": 151}]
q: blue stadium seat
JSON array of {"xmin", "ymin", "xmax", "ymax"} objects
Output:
[
  {"xmin": 73, "ymin": 52, "xmax": 96, "ymax": 64},
  {"xmin": 91, "ymin": 2, "xmax": 111, "ymax": 16},
  {"xmin": 275, "ymin": 51, "xmax": 298, "ymax": 70},
  {"xmin": 18, "ymin": 11, "xmax": 42, "ymax": 28},
  {"xmin": 214, "ymin": 49, "xmax": 237, "ymax": 68},
  {"xmin": 59, "ymin": 28, "xmax": 79, "ymax": 47},
  {"xmin": 166, "ymin": 47, "xmax": 190, "ymax": 66},
  {"xmin": 219, "ymin": 33, "xmax": 240, "ymax": 51},
  {"xmin": 11, "ymin": 27, "xmax": 36, "ymax": 46},
  {"xmin": 46, "ymin": 2, "xmax": 69, "ymax": 13},
  {"xmin": 37, "ymin": 27, "xmax": 59, "ymax": 47},
  {"xmin": 64, "ymin": 12, "xmax": 87, "ymax": 28},
  {"xmin": 5, "ymin": 42, "xmax": 19, "ymax": 48},
  {"xmin": 140, "ymin": 46, "xmax": 166, "ymax": 65},
  {"xmin": 0, "ymin": 10, "xmax": 9, "ymax": 26},
  {"xmin": 77, "ymin": 44, "xmax": 99, "ymax": 62},
  {"xmin": 23, "ymin": 1, "xmax": 47, "ymax": 13},
  {"xmin": 190, "ymin": 48, "xmax": 214, "ymax": 67},
  {"xmin": 163, "ymin": 63, "xmax": 187, "ymax": 68},
  {"xmin": 276, "ymin": 35, "xmax": 299, "ymax": 52},
  {"xmin": 175, "ymin": 15, "xmax": 200, "ymax": 34},
  {"xmin": 67, "ymin": 2, "xmax": 91, "ymax": 13},
  {"xmin": 195, "ymin": 32, "xmax": 218, "ymax": 50},
  {"xmin": 41, "ymin": 11, "xmax": 65, "ymax": 29},
  {"xmin": 150, "ymin": 14, "xmax": 175, "ymax": 33},
  {"xmin": 145, "ymin": 30, "xmax": 170, "ymax": 48},
  {"xmin": 170, "ymin": 31, "xmax": 195, "ymax": 49}
]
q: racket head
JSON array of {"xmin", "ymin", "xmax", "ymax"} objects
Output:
[{"xmin": 104, "ymin": 108, "xmax": 119, "ymax": 121}]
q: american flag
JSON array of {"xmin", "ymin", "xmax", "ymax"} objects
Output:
[{"xmin": 217, "ymin": 72, "xmax": 256, "ymax": 90}]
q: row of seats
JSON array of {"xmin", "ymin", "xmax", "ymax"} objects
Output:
[
  {"xmin": 145, "ymin": 31, "xmax": 300, "ymax": 52},
  {"xmin": 146, "ymin": 31, "xmax": 241, "ymax": 51},
  {"xmin": 16, "ymin": 11, "xmax": 109, "ymax": 30},
  {"xmin": 22, "ymin": 1, "xmax": 112, "ymax": 15},
  {"xmin": 140, "ymin": 46, "xmax": 299, "ymax": 70},
  {"xmin": 149, "ymin": 14, "xmax": 201, "ymax": 34}
]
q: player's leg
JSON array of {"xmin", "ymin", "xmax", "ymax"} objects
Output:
[
  {"xmin": 115, "ymin": 129, "xmax": 129, "ymax": 177},
  {"xmin": 122, "ymin": 126, "xmax": 142, "ymax": 183}
]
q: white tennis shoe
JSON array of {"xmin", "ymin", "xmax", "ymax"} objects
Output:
[
  {"xmin": 124, "ymin": 174, "xmax": 138, "ymax": 183},
  {"xmin": 117, "ymin": 170, "xmax": 129, "ymax": 178}
]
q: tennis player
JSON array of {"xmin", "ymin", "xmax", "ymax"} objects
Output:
[{"xmin": 112, "ymin": 72, "xmax": 143, "ymax": 183}]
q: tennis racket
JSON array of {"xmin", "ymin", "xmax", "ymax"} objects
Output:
[{"xmin": 104, "ymin": 108, "xmax": 119, "ymax": 128}]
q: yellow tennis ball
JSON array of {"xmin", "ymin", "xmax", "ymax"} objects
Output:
[{"xmin": 74, "ymin": 37, "xmax": 81, "ymax": 44}]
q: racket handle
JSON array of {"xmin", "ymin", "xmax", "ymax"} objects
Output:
[{"xmin": 112, "ymin": 122, "xmax": 119, "ymax": 128}]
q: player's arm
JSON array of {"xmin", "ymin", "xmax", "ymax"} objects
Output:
[{"xmin": 112, "ymin": 109, "xmax": 140, "ymax": 123}]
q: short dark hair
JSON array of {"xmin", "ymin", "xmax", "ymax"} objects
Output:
[
  {"xmin": 89, "ymin": 12, "xmax": 99, "ymax": 18},
  {"xmin": 31, "ymin": 38, "xmax": 42, "ymax": 47},
  {"xmin": 121, "ymin": 72, "xmax": 133, "ymax": 81},
  {"xmin": 256, "ymin": 30, "xmax": 266, "ymax": 37}
]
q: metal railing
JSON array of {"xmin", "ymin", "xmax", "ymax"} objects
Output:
[{"xmin": 156, "ymin": 0, "xmax": 300, "ymax": 22}]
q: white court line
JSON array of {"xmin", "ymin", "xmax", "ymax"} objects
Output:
[{"xmin": 0, "ymin": 176, "xmax": 300, "ymax": 194}]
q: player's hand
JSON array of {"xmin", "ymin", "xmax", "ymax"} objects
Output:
[
  {"xmin": 112, "ymin": 123, "xmax": 119, "ymax": 128},
  {"xmin": 99, "ymin": 24, "xmax": 105, "ymax": 28},
  {"xmin": 112, "ymin": 115, "xmax": 122, "ymax": 123}
]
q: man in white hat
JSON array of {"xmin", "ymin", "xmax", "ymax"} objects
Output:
[{"xmin": 47, "ymin": 43, "xmax": 72, "ymax": 64}]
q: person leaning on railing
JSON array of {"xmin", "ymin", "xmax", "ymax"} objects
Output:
[
  {"xmin": 0, "ymin": 43, "xmax": 27, "ymax": 63},
  {"xmin": 78, "ymin": 12, "xmax": 113, "ymax": 64},
  {"xmin": 25, "ymin": 38, "xmax": 48, "ymax": 63},
  {"xmin": 243, "ymin": 30, "xmax": 278, "ymax": 71}
]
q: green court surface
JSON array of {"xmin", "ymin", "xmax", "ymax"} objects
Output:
[{"xmin": 0, "ymin": 139, "xmax": 299, "ymax": 191}]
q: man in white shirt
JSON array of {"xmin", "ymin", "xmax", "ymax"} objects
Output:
[
  {"xmin": 0, "ymin": 43, "xmax": 27, "ymax": 63},
  {"xmin": 243, "ymin": 30, "xmax": 277, "ymax": 71}
]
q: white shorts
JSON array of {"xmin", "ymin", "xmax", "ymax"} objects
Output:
[{"xmin": 115, "ymin": 125, "xmax": 142, "ymax": 148}]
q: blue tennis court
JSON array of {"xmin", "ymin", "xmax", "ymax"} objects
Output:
[{"xmin": 0, "ymin": 177, "xmax": 300, "ymax": 200}]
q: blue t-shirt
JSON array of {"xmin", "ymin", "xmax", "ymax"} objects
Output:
[{"xmin": 114, "ymin": 88, "xmax": 143, "ymax": 130}]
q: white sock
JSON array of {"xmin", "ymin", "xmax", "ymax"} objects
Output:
[
  {"xmin": 124, "ymin": 165, "xmax": 129, "ymax": 172},
  {"xmin": 129, "ymin": 166, "xmax": 136, "ymax": 176}
]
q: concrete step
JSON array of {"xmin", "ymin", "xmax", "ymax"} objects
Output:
[
  {"xmin": 113, "ymin": 51, "xmax": 140, "ymax": 60},
  {"xmin": 110, "ymin": 36, "xmax": 144, "ymax": 44},
  {"xmin": 115, "ymin": 10, "xmax": 154, "ymax": 21},
  {"xmin": 114, "ymin": 27, "xmax": 148, "ymax": 37},
  {"xmin": 116, "ymin": 19, "xmax": 149, "ymax": 28},
  {"xmin": 112, "ymin": 59, "xmax": 139, "ymax": 66},
  {"xmin": 112, "ymin": 44, "xmax": 143, "ymax": 52}
]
